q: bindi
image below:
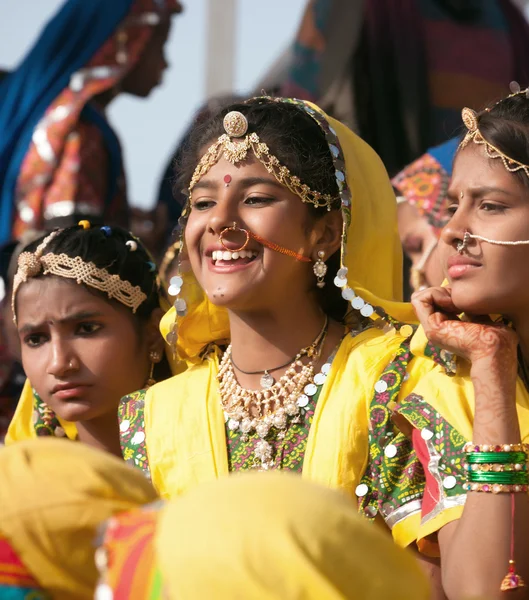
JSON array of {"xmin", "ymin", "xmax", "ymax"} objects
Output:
[{"xmin": 224, "ymin": 174, "xmax": 232, "ymax": 187}]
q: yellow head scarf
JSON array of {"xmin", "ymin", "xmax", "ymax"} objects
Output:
[
  {"xmin": 99, "ymin": 472, "xmax": 430, "ymax": 599},
  {"xmin": 161, "ymin": 97, "xmax": 415, "ymax": 361},
  {"xmin": 0, "ymin": 439, "xmax": 157, "ymax": 599}
]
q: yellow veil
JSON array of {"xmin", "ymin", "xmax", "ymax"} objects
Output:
[
  {"xmin": 161, "ymin": 98, "xmax": 416, "ymax": 361},
  {"xmin": 0, "ymin": 438, "xmax": 157, "ymax": 599}
]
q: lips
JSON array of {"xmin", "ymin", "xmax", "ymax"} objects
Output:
[
  {"xmin": 446, "ymin": 254, "xmax": 482, "ymax": 279},
  {"xmin": 51, "ymin": 383, "xmax": 91, "ymax": 400}
]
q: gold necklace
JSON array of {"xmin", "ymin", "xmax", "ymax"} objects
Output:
[{"xmin": 218, "ymin": 318, "xmax": 328, "ymax": 470}]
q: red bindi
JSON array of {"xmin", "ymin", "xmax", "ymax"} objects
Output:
[{"xmin": 224, "ymin": 174, "xmax": 232, "ymax": 185}]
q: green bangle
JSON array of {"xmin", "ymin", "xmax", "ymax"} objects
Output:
[
  {"xmin": 467, "ymin": 471, "xmax": 529, "ymax": 484},
  {"xmin": 466, "ymin": 452, "xmax": 527, "ymax": 464}
]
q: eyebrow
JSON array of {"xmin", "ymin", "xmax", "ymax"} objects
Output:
[
  {"xmin": 192, "ymin": 176, "xmax": 284, "ymax": 192},
  {"xmin": 448, "ymin": 186, "xmax": 516, "ymax": 199},
  {"xmin": 18, "ymin": 310, "xmax": 105, "ymax": 334}
]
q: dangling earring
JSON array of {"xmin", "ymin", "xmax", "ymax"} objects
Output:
[
  {"xmin": 146, "ymin": 351, "xmax": 161, "ymax": 388},
  {"xmin": 313, "ymin": 250, "xmax": 327, "ymax": 288}
]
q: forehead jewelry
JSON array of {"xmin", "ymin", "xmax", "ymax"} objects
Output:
[
  {"xmin": 12, "ymin": 231, "xmax": 147, "ymax": 322},
  {"xmin": 189, "ymin": 111, "xmax": 336, "ymax": 210},
  {"xmin": 224, "ymin": 174, "xmax": 232, "ymax": 187},
  {"xmin": 459, "ymin": 101, "xmax": 529, "ymax": 178}
]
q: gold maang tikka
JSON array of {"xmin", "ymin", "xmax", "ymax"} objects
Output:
[
  {"xmin": 459, "ymin": 83, "xmax": 529, "ymax": 178},
  {"xmin": 188, "ymin": 111, "xmax": 336, "ymax": 210}
]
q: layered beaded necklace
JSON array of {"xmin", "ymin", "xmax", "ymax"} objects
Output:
[{"xmin": 218, "ymin": 317, "xmax": 329, "ymax": 470}]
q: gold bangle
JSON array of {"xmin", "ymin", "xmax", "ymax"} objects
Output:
[
  {"xmin": 464, "ymin": 442, "xmax": 529, "ymax": 453},
  {"xmin": 464, "ymin": 482, "xmax": 529, "ymax": 494}
]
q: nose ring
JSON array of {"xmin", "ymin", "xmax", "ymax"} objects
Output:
[
  {"xmin": 219, "ymin": 222, "xmax": 250, "ymax": 252},
  {"xmin": 457, "ymin": 231, "xmax": 470, "ymax": 254}
]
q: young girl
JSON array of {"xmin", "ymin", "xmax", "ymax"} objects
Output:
[
  {"xmin": 385, "ymin": 89, "xmax": 529, "ymax": 597},
  {"xmin": 6, "ymin": 222, "xmax": 170, "ymax": 456}
]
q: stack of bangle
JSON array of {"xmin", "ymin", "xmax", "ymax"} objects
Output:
[{"xmin": 463, "ymin": 443, "xmax": 529, "ymax": 494}]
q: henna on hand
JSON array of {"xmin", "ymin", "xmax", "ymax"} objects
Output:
[{"xmin": 411, "ymin": 287, "xmax": 518, "ymax": 365}]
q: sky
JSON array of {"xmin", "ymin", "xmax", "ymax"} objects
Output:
[{"xmin": 0, "ymin": 0, "xmax": 307, "ymax": 208}]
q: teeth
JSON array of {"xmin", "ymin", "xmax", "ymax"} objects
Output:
[{"xmin": 211, "ymin": 250, "xmax": 257, "ymax": 261}]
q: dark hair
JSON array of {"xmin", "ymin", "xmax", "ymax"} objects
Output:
[
  {"xmin": 20, "ymin": 224, "xmax": 161, "ymax": 321},
  {"xmin": 471, "ymin": 92, "xmax": 529, "ymax": 189},
  {"xmin": 176, "ymin": 97, "xmax": 348, "ymax": 322}
]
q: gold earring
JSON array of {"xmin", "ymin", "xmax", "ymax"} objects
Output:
[
  {"xmin": 146, "ymin": 351, "xmax": 161, "ymax": 388},
  {"xmin": 313, "ymin": 250, "xmax": 327, "ymax": 288}
]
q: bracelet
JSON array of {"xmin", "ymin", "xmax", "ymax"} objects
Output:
[
  {"xmin": 464, "ymin": 482, "xmax": 529, "ymax": 494},
  {"xmin": 464, "ymin": 442, "xmax": 529, "ymax": 453},
  {"xmin": 467, "ymin": 472, "xmax": 528, "ymax": 485},
  {"xmin": 466, "ymin": 463, "xmax": 526, "ymax": 473},
  {"xmin": 466, "ymin": 452, "xmax": 527, "ymax": 464}
]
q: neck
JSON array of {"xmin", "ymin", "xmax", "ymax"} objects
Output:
[
  {"xmin": 227, "ymin": 297, "xmax": 342, "ymax": 389},
  {"xmin": 76, "ymin": 412, "xmax": 122, "ymax": 458}
]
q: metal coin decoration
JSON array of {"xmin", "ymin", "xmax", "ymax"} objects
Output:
[{"xmin": 260, "ymin": 371, "xmax": 275, "ymax": 388}]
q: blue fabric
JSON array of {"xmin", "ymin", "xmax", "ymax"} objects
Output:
[
  {"xmin": 428, "ymin": 136, "xmax": 460, "ymax": 175},
  {"xmin": 0, "ymin": 0, "xmax": 134, "ymax": 244}
]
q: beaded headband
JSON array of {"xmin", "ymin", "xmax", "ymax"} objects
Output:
[
  {"xmin": 188, "ymin": 110, "xmax": 336, "ymax": 211},
  {"xmin": 459, "ymin": 84, "xmax": 529, "ymax": 178},
  {"xmin": 12, "ymin": 230, "xmax": 147, "ymax": 322}
]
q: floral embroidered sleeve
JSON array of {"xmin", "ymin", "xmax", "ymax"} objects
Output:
[
  {"xmin": 119, "ymin": 389, "xmax": 151, "ymax": 480},
  {"xmin": 356, "ymin": 338, "xmax": 426, "ymax": 547},
  {"xmin": 396, "ymin": 392, "xmax": 468, "ymax": 556}
]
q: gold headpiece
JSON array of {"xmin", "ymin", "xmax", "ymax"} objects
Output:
[
  {"xmin": 12, "ymin": 231, "xmax": 147, "ymax": 322},
  {"xmin": 189, "ymin": 110, "xmax": 336, "ymax": 211},
  {"xmin": 459, "ymin": 84, "xmax": 529, "ymax": 178}
]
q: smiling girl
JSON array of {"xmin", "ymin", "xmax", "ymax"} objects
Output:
[
  {"xmin": 118, "ymin": 98, "xmax": 422, "ymax": 506},
  {"xmin": 6, "ymin": 222, "xmax": 169, "ymax": 456}
]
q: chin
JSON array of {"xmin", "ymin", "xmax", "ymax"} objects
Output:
[
  {"xmin": 450, "ymin": 284, "xmax": 508, "ymax": 317},
  {"xmin": 51, "ymin": 398, "xmax": 110, "ymax": 423}
]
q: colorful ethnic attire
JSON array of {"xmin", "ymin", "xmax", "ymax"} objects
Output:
[
  {"xmin": 94, "ymin": 472, "xmax": 430, "ymax": 599},
  {"xmin": 0, "ymin": 0, "xmax": 179, "ymax": 244},
  {"xmin": 0, "ymin": 439, "xmax": 157, "ymax": 599},
  {"xmin": 117, "ymin": 97, "xmax": 433, "ymax": 549},
  {"xmin": 392, "ymin": 136, "xmax": 459, "ymax": 235}
]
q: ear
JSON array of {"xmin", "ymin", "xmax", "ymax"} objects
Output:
[
  {"xmin": 144, "ymin": 307, "xmax": 165, "ymax": 359},
  {"xmin": 310, "ymin": 210, "xmax": 343, "ymax": 260}
]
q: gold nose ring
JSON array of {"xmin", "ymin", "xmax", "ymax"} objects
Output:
[{"xmin": 219, "ymin": 222, "xmax": 250, "ymax": 252}]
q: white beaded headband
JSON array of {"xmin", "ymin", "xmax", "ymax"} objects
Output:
[{"xmin": 12, "ymin": 229, "xmax": 147, "ymax": 323}]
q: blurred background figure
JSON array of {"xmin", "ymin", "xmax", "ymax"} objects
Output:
[
  {"xmin": 393, "ymin": 137, "xmax": 458, "ymax": 294},
  {"xmin": 0, "ymin": 0, "xmax": 182, "ymax": 245},
  {"xmin": 281, "ymin": 0, "xmax": 529, "ymax": 175}
]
